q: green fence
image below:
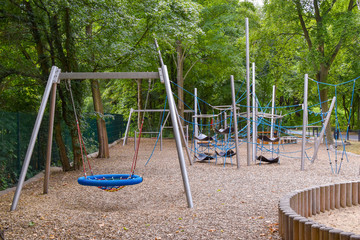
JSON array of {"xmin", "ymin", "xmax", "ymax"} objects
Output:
[{"xmin": 0, "ymin": 111, "xmax": 125, "ymax": 190}]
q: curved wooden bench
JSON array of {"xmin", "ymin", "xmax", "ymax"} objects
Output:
[{"xmin": 278, "ymin": 181, "xmax": 360, "ymax": 239}]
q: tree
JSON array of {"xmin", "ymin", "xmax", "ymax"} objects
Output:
[
  {"xmin": 187, "ymin": 0, "xmax": 259, "ymax": 108},
  {"xmin": 263, "ymin": 0, "xmax": 360, "ymax": 144},
  {"xmin": 154, "ymin": 0, "xmax": 203, "ymax": 123},
  {"xmin": 0, "ymin": 0, "xmax": 132, "ymax": 170},
  {"xmin": 85, "ymin": 23, "xmax": 109, "ymax": 159}
]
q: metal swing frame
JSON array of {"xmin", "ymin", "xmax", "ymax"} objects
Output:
[{"xmin": 10, "ymin": 63, "xmax": 194, "ymax": 211}]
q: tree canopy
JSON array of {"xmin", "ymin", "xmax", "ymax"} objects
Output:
[{"xmin": 1, "ymin": 0, "xmax": 359, "ymax": 169}]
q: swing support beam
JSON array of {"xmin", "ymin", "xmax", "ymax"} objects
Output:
[{"xmin": 59, "ymin": 72, "xmax": 160, "ymax": 80}]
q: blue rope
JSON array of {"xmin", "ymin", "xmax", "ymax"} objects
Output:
[
  {"xmin": 309, "ymin": 75, "xmax": 360, "ymax": 87},
  {"xmin": 345, "ymin": 80, "xmax": 356, "ymax": 141},
  {"xmin": 316, "ymin": 82, "xmax": 334, "ymax": 173},
  {"xmin": 145, "ymin": 96, "xmax": 168, "ymax": 166}
]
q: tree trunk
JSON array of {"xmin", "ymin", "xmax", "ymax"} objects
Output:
[
  {"xmin": 91, "ymin": 80, "xmax": 109, "ymax": 158},
  {"xmin": 317, "ymin": 64, "xmax": 334, "ymax": 145},
  {"xmin": 85, "ymin": 24, "xmax": 109, "ymax": 158},
  {"xmin": 62, "ymin": 7, "xmax": 83, "ymax": 168},
  {"xmin": 176, "ymin": 40, "xmax": 184, "ymax": 125},
  {"xmin": 25, "ymin": 1, "xmax": 73, "ymax": 170},
  {"xmin": 24, "ymin": 1, "xmax": 50, "ymax": 77},
  {"xmin": 69, "ymin": 125, "xmax": 82, "ymax": 170},
  {"xmin": 137, "ymin": 79, "xmax": 143, "ymax": 130},
  {"xmin": 54, "ymin": 121, "xmax": 71, "ymax": 171},
  {"xmin": 57, "ymin": 84, "xmax": 83, "ymax": 169}
]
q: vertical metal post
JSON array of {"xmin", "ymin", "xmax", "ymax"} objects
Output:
[
  {"xmin": 224, "ymin": 112, "xmax": 227, "ymax": 142},
  {"xmin": 301, "ymin": 74, "xmax": 309, "ymax": 171},
  {"xmin": 270, "ymin": 85, "xmax": 276, "ymax": 158},
  {"xmin": 43, "ymin": 83, "xmax": 58, "ymax": 194},
  {"xmin": 245, "ymin": 17, "xmax": 251, "ymax": 166},
  {"xmin": 11, "ymin": 66, "xmax": 60, "ymax": 211},
  {"xmin": 161, "ymin": 64, "xmax": 193, "ymax": 208},
  {"xmin": 194, "ymin": 88, "xmax": 198, "ymax": 156},
  {"xmin": 123, "ymin": 108, "xmax": 134, "ymax": 145},
  {"xmin": 160, "ymin": 126, "xmax": 163, "ymax": 151},
  {"xmin": 231, "ymin": 76, "xmax": 240, "ymax": 169},
  {"xmin": 252, "ymin": 62, "xmax": 257, "ymax": 162},
  {"xmin": 160, "ymin": 112, "xmax": 171, "ymax": 152},
  {"xmin": 186, "ymin": 125, "xmax": 189, "ymax": 142}
]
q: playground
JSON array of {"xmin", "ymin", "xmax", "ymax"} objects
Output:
[{"xmin": 0, "ymin": 138, "xmax": 359, "ymax": 239}]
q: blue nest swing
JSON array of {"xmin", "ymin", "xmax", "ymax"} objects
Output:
[{"xmin": 78, "ymin": 174, "xmax": 143, "ymax": 192}]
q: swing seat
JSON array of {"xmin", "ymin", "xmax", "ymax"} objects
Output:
[
  {"xmin": 257, "ymin": 155, "xmax": 279, "ymax": 164},
  {"xmin": 195, "ymin": 153, "xmax": 215, "ymax": 161},
  {"xmin": 215, "ymin": 149, "xmax": 236, "ymax": 157},
  {"xmin": 78, "ymin": 174, "xmax": 143, "ymax": 192},
  {"xmin": 258, "ymin": 135, "xmax": 280, "ymax": 143},
  {"xmin": 215, "ymin": 127, "xmax": 234, "ymax": 134},
  {"xmin": 195, "ymin": 133, "xmax": 214, "ymax": 141}
]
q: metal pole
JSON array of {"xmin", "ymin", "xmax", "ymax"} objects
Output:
[
  {"xmin": 123, "ymin": 108, "xmax": 133, "ymax": 145},
  {"xmin": 194, "ymin": 88, "xmax": 198, "ymax": 158},
  {"xmin": 301, "ymin": 74, "xmax": 309, "ymax": 171},
  {"xmin": 311, "ymin": 97, "xmax": 336, "ymax": 163},
  {"xmin": 162, "ymin": 112, "xmax": 171, "ymax": 130},
  {"xmin": 224, "ymin": 112, "xmax": 227, "ymax": 142},
  {"xmin": 245, "ymin": 17, "xmax": 251, "ymax": 166},
  {"xmin": 270, "ymin": 85, "xmax": 276, "ymax": 158},
  {"xmin": 162, "ymin": 64, "xmax": 193, "ymax": 208},
  {"xmin": 255, "ymin": 91, "xmax": 258, "ymax": 152},
  {"xmin": 160, "ymin": 112, "xmax": 170, "ymax": 153},
  {"xmin": 231, "ymin": 76, "xmax": 240, "ymax": 169},
  {"xmin": 252, "ymin": 62, "xmax": 257, "ymax": 162},
  {"xmin": 11, "ymin": 66, "xmax": 60, "ymax": 211},
  {"xmin": 43, "ymin": 83, "xmax": 57, "ymax": 194},
  {"xmin": 160, "ymin": 126, "xmax": 163, "ymax": 151},
  {"xmin": 174, "ymin": 102, "xmax": 193, "ymax": 165}
]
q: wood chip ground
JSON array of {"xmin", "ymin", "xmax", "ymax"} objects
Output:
[{"xmin": 1, "ymin": 138, "xmax": 359, "ymax": 239}]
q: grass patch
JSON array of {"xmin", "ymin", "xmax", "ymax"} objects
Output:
[{"xmin": 340, "ymin": 141, "xmax": 360, "ymax": 155}]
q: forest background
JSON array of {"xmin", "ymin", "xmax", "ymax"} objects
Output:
[{"xmin": 1, "ymin": 0, "xmax": 359, "ymax": 189}]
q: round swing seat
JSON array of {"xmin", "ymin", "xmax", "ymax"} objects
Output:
[{"xmin": 78, "ymin": 174, "xmax": 143, "ymax": 192}]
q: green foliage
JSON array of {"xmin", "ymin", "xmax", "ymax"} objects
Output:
[
  {"xmin": 0, "ymin": 110, "xmax": 125, "ymax": 190},
  {"xmin": 0, "ymin": 0, "xmax": 360, "ymax": 181}
]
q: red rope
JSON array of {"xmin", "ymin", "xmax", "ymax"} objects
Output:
[
  {"xmin": 76, "ymin": 120, "xmax": 87, "ymax": 177},
  {"xmin": 76, "ymin": 120, "xmax": 93, "ymax": 177},
  {"xmin": 66, "ymin": 80, "xmax": 93, "ymax": 177}
]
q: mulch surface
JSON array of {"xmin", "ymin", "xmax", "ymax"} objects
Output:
[{"xmin": 1, "ymin": 138, "xmax": 359, "ymax": 239}]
